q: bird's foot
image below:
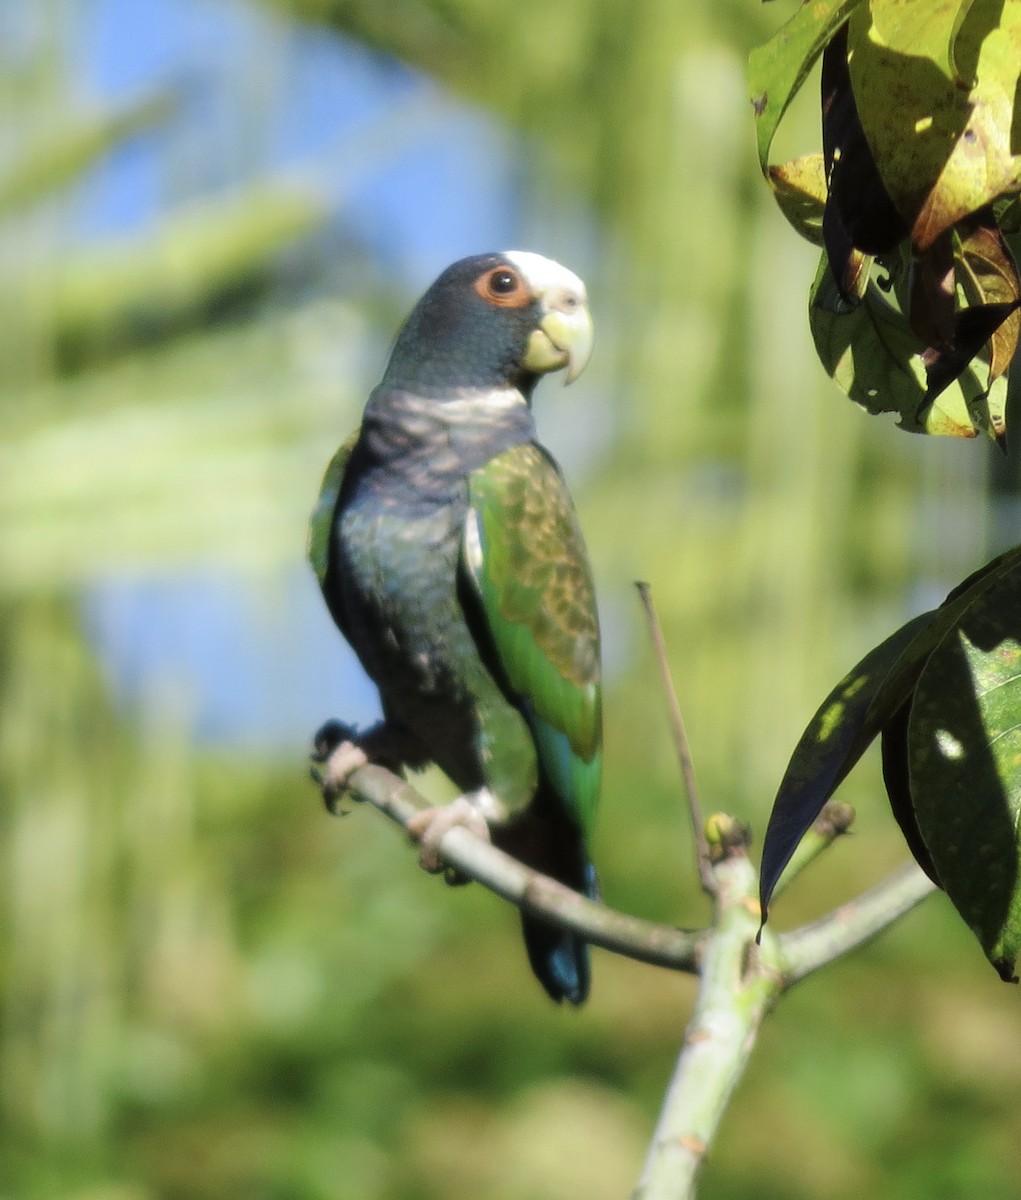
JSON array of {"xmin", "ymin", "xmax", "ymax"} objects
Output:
[
  {"xmin": 406, "ymin": 792, "xmax": 495, "ymax": 874},
  {"xmin": 310, "ymin": 719, "xmax": 429, "ymax": 815},
  {"xmin": 310, "ymin": 721, "xmax": 368, "ymax": 814},
  {"xmin": 311, "ymin": 718, "xmax": 355, "ymax": 764}
]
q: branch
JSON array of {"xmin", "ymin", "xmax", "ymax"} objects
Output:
[
  {"xmin": 328, "ymin": 762, "xmax": 936, "ymax": 987},
  {"xmin": 632, "ymin": 844, "xmax": 934, "ymax": 1199},
  {"xmin": 335, "ymin": 762, "xmax": 704, "ymax": 972},
  {"xmin": 768, "ymin": 801, "xmax": 856, "ymax": 900},
  {"xmin": 323, "ymin": 761, "xmax": 940, "ymax": 1200},
  {"xmin": 777, "ymin": 860, "xmax": 937, "ymax": 987},
  {"xmin": 633, "ymin": 846, "xmax": 777, "ymax": 1200}
]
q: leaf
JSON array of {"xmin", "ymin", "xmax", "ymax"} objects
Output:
[
  {"xmin": 0, "ymin": 92, "xmax": 177, "ymax": 216},
  {"xmin": 821, "ymin": 22, "xmax": 908, "ymax": 274},
  {"xmin": 881, "ymin": 701, "xmax": 942, "ymax": 885},
  {"xmin": 762, "ymin": 545, "xmax": 1021, "ymax": 918},
  {"xmin": 921, "ymin": 299, "xmax": 1019, "ymax": 431},
  {"xmin": 870, "ymin": 547, "xmax": 1021, "ymax": 718},
  {"xmin": 949, "ymin": 0, "xmax": 987, "ymax": 84},
  {"xmin": 916, "ymin": 218, "xmax": 1019, "ymax": 436},
  {"xmin": 847, "ymin": 0, "xmax": 1021, "ymax": 251},
  {"xmin": 748, "ymin": 0, "xmax": 866, "ymax": 174},
  {"xmin": 760, "ymin": 612, "xmax": 935, "ymax": 915},
  {"xmin": 907, "ymin": 563, "xmax": 1021, "ymax": 981},
  {"xmin": 865, "ymin": 0, "xmax": 964, "ymax": 80},
  {"xmin": 992, "ymin": 195, "xmax": 1021, "ymax": 232},
  {"xmin": 909, "ymin": 232, "xmax": 957, "ymax": 347},
  {"xmin": 768, "ymin": 154, "xmax": 828, "ymax": 245},
  {"xmin": 809, "ymin": 251, "xmax": 1009, "ymax": 438},
  {"xmin": 955, "ymin": 218, "xmax": 1021, "ymax": 386}
]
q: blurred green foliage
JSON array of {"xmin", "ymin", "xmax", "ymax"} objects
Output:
[{"xmin": 1, "ymin": 2, "xmax": 1019, "ymax": 1198}]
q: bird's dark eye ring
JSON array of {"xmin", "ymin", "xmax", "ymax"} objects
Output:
[{"xmin": 489, "ymin": 269, "xmax": 518, "ymax": 295}]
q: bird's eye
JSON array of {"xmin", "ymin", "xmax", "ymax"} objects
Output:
[
  {"xmin": 474, "ymin": 265, "xmax": 529, "ymax": 307},
  {"xmin": 489, "ymin": 269, "xmax": 518, "ymax": 295}
]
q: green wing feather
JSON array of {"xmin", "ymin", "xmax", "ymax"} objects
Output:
[
  {"xmin": 465, "ymin": 443, "xmax": 601, "ymax": 834},
  {"xmin": 308, "ymin": 429, "xmax": 359, "ymax": 586}
]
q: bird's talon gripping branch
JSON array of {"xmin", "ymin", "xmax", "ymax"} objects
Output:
[
  {"xmin": 310, "ymin": 722, "xmax": 369, "ymax": 814},
  {"xmin": 310, "ymin": 718, "xmax": 354, "ymax": 762},
  {"xmin": 406, "ymin": 794, "xmax": 493, "ymax": 874}
]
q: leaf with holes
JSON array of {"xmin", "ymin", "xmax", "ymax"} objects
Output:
[
  {"xmin": 762, "ymin": 546, "xmax": 1021, "ymax": 921},
  {"xmin": 809, "ymin": 252, "xmax": 1009, "ymax": 438},
  {"xmin": 907, "ymin": 564, "xmax": 1021, "ymax": 981}
]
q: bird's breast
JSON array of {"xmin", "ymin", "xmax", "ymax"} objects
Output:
[
  {"xmin": 331, "ymin": 473, "xmax": 538, "ymax": 807},
  {"xmin": 336, "ymin": 487, "xmax": 466, "ymax": 688}
]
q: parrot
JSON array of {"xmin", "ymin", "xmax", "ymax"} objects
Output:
[{"xmin": 308, "ymin": 251, "xmax": 601, "ymax": 1005}]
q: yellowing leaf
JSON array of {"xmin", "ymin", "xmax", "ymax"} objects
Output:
[
  {"xmin": 811, "ymin": 253, "xmax": 1012, "ymax": 436},
  {"xmin": 768, "ymin": 154, "xmax": 828, "ymax": 245},
  {"xmin": 955, "ymin": 220, "xmax": 1021, "ymax": 386},
  {"xmin": 848, "ymin": 0, "xmax": 1021, "ymax": 250}
]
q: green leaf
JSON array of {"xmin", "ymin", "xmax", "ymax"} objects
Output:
[
  {"xmin": 762, "ymin": 545, "xmax": 1021, "ymax": 920},
  {"xmin": 860, "ymin": 0, "xmax": 963, "ymax": 79},
  {"xmin": 748, "ymin": 0, "xmax": 865, "ymax": 174},
  {"xmin": 907, "ymin": 563, "xmax": 1021, "ymax": 981},
  {"xmin": 871, "ymin": 547, "xmax": 1021, "ymax": 718},
  {"xmin": 760, "ymin": 611, "xmax": 935, "ymax": 915},
  {"xmin": 809, "ymin": 251, "xmax": 1008, "ymax": 437},
  {"xmin": 882, "ymin": 701, "xmax": 941, "ymax": 884},
  {"xmin": 847, "ymin": 0, "xmax": 1021, "ymax": 251},
  {"xmin": 993, "ymin": 195, "xmax": 1021, "ymax": 232},
  {"xmin": 51, "ymin": 184, "xmax": 329, "ymax": 369}
]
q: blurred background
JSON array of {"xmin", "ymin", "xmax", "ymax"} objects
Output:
[{"xmin": 3, "ymin": 1, "xmax": 1020, "ymax": 1197}]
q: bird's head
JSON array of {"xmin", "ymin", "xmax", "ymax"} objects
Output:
[{"xmin": 380, "ymin": 251, "xmax": 593, "ymax": 397}]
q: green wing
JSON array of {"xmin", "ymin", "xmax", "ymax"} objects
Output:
[
  {"xmin": 465, "ymin": 443, "xmax": 602, "ymax": 835},
  {"xmin": 308, "ymin": 429, "xmax": 359, "ymax": 587}
]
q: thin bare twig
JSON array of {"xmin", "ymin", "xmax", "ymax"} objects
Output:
[{"xmin": 635, "ymin": 581, "xmax": 716, "ymax": 896}]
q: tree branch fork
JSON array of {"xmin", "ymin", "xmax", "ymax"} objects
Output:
[
  {"xmin": 314, "ymin": 759, "xmax": 936, "ymax": 991},
  {"xmin": 314, "ymin": 749, "xmax": 935, "ymax": 1200},
  {"xmin": 310, "ymin": 590, "xmax": 937, "ymax": 1200}
]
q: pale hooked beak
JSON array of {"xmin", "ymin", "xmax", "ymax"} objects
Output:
[
  {"xmin": 524, "ymin": 293, "xmax": 594, "ymax": 384},
  {"xmin": 503, "ymin": 250, "xmax": 594, "ymax": 384}
]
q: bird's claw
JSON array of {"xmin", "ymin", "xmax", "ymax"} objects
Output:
[
  {"xmin": 310, "ymin": 721, "xmax": 368, "ymax": 815},
  {"xmin": 311, "ymin": 719, "xmax": 355, "ymax": 763},
  {"xmin": 406, "ymin": 794, "xmax": 492, "ymax": 874}
]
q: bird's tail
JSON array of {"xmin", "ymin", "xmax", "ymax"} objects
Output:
[
  {"xmin": 521, "ymin": 913, "xmax": 590, "ymax": 1005},
  {"xmin": 518, "ymin": 844, "xmax": 599, "ymax": 1003},
  {"xmin": 496, "ymin": 804, "xmax": 598, "ymax": 1004}
]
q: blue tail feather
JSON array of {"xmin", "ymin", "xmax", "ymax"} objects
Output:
[{"xmin": 521, "ymin": 914, "xmax": 590, "ymax": 1005}]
